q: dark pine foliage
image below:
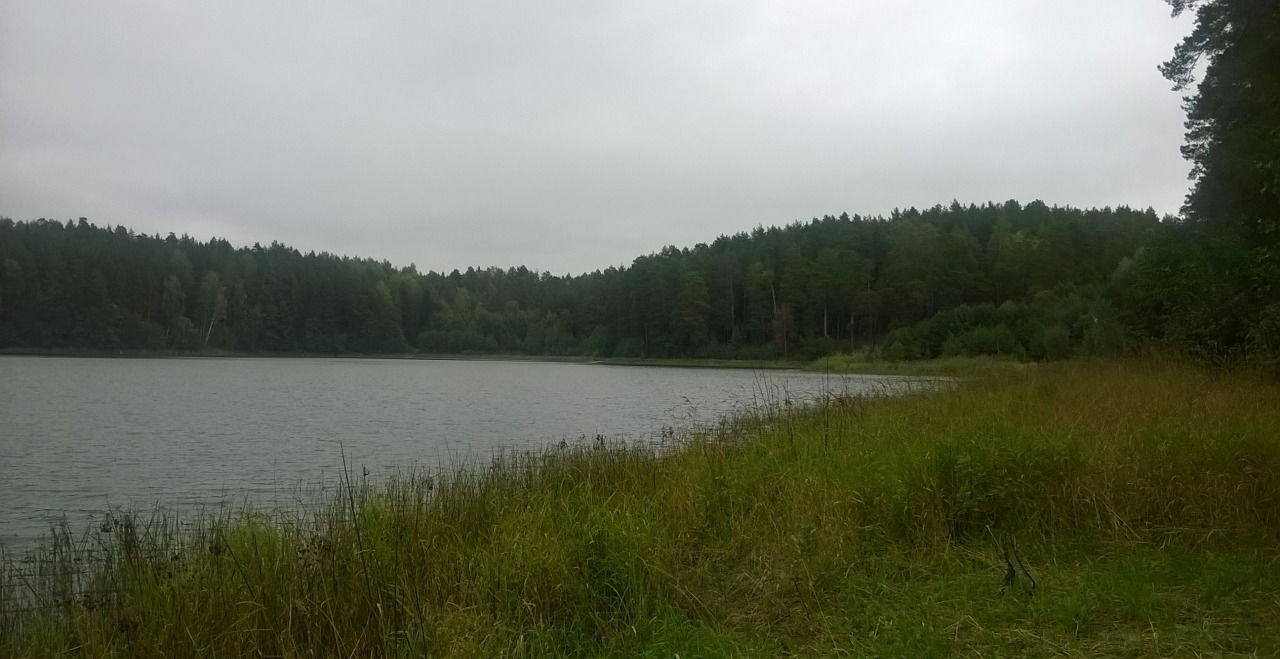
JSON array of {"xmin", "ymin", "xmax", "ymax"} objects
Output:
[
  {"xmin": 0, "ymin": 203, "xmax": 1166, "ymax": 359},
  {"xmin": 1160, "ymin": 0, "xmax": 1280, "ymax": 246}
]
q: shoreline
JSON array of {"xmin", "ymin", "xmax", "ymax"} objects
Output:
[
  {"xmin": 0, "ymin": 346, "xmax": 1020, "ymax": 377},
  {"xmin": 0, "ymin": 347, "xmax": 592, "ymax": 364},
  {"xmin": 4, "ymin": 360, "xmax": 1277, "ymax": 656}
]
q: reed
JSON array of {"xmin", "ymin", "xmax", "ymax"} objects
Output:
[{"xmin": 3, "ymin": 360, "xmax": 1278, "ymax": 656}]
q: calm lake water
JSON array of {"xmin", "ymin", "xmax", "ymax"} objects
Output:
[{"xmin": 0, "ymin": 356, "xmax": 928, "ymax": 548}]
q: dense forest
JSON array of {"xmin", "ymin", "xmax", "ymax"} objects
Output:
[
  {"xmin": 1, "ymin": 0, "xmax": 1276, "ymax": 364},
  {"xmin": 0, "ymin": 202, "xmax": 1171, "ymax": 361}
]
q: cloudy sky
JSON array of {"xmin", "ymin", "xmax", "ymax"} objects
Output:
[{"xmin": 1, "ymin": 2, "xmax": 1193, "ymax": 274}]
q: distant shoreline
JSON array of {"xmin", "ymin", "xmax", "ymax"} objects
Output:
[
  {"xmin": 0, "ymin": 346, "xmax": 587, "ymax": 363},
  {"xmin": 0, "ymin": 347, "xmax": 1010, "ymax": 376},
  {"xmin": 0, "ymin": 347, "xmax": 798, "ymax": 370},
  {"xmin": 0, "ymin": 347, "xmax": 799, "ymax": 368}
]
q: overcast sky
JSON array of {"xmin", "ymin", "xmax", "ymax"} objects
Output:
[{"xmin": 1, "ymin": 2, "xmax": 1193, "ymax": 274}]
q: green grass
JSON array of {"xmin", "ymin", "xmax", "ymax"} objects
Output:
[
  {"xmin": 807, "ymin": 353, "xmax": 1033, "ymax": 377},
  {"xmin": 3, "ymin": 360, "xmax": 1279, "ymax": 657}
]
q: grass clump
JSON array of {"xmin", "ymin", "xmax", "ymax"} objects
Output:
[{"xmin": 3, "ymin": 360, "xmax": 1279, "ymax": 657}]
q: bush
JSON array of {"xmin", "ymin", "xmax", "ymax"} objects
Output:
[
  {"xmin": 116, "ymin": 316, "xmax": 163, "ymax": 350},
  {"xmin": 875, "ymin": 285, "xmax": 1123, "ymax": 362},
  {"xmin": 612, "ymin": 337, "xmax": 645, "ymax": 358}
]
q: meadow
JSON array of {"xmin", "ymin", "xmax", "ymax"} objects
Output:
[{"xmin": 3, "ymin": 360, "xmax": 1278, "ymax": 657}]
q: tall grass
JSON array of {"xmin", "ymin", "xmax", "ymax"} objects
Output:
[
  {"xmin": 808, "ymin": 352, "xmax": 1032, "ymax": 377},
  {"xmin": 3, "ymin": 360, "xmax": 1279, "ymax": 656}
]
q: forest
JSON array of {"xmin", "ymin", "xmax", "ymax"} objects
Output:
[
  {"xmin": 0, "ymin": 198, "xmax": 1274, "ymax": 363},
  {"xmin": 0, "ymin": 203, "xmax": 1161, "ymax": 358},
  {"xmin": 4, "ymin": 2, "xmax": 1280, "ymax": 655},
  {"xmin": 2, "ymin": 0, "xmax": 1277, "ymax": 365}
]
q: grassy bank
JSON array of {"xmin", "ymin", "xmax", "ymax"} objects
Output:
[
  {"xmin": 807, "ymin": 353, "xmax": 1034, "ymax": 377},
  {"xmin": 3, "ymin": 361, "xmax": 1279, "ymax": 657}
]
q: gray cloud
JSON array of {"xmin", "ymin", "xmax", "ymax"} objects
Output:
[{"xmin": 1, "ymin": 1, "xmax": 1193, "ymax": 274}]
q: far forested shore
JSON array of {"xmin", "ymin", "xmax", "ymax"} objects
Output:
[{"xmin": 4, "ymin": 200, "xmax": 1274, "ymax": 369}]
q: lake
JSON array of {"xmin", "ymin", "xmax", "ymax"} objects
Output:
[{"xmin": 0, "ymin": 356, "xmax": 928, "ymax": 548}]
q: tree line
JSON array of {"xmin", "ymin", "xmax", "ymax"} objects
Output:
[
  {"xmin": 1, "ymin": 0, "xmax": 1276, "ymax": 364},
  {"xmin": 0, "ymin": 202, "xmax": 1167, "ymax": 360}
]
